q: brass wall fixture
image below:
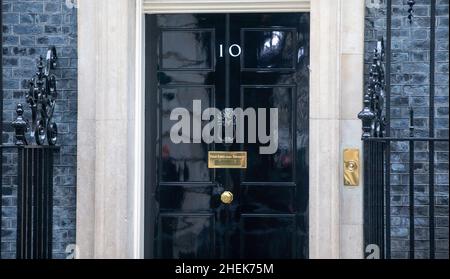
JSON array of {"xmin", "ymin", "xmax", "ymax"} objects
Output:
[{"xmin": 344, "ymin": 149, "xmax": 360, "ymax": 186}]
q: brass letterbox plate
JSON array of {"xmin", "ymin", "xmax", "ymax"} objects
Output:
[
  {"xmin": 208, "ymin": 151, "xmax": 247, "ymax": 169},
  {"xmin": 344, "ymin": 149, "xmax": 360, "ymax": 186}
]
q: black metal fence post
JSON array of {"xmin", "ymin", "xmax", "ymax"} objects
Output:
[
  {"xmin": 384, "ymin": 0, "xmax": 392, "ymax": 259},
  {"xmin": 15, "ymin": 146, "xmax": 57, "ymax": 259},
  {"xmin": 428, "ymin": 0, "xmax": 437, "ymax": 259},
  {"xmin": 0, "ymin": 0, "xmax": 4, "ymax": 260},
  {"xmin": 1, "ymin": 46, "xmax": 60, "ymax": 259},
  {"xmin": 363, "ymin": 140, "xmax": 386, "ymax": 258}
]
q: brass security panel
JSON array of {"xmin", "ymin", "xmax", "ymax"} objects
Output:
[
  {"xmin": 344, "ymin": 149, "xmax": 360, "ymax": 186},
  {"xmin": 208, "ymin": 152, "xmax": 247, "ymax": 169}
]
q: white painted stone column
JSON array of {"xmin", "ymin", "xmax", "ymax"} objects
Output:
[
  {"xmin": 309, "ymin": 0, "xmax": 365, "ymax": 259},
  {"xmin": 77, "ymin": 0, "xmax": 137, "ymax": 259},
  {"xmin": 76, "ymin": 0, "xmax": 97, "ymax": 259},
  {"xmin": 338, "ymin": 0, "xmax": 365, "ymax": 259},
  {"xmin": 309, "ymin": 0, "xmax": 342, "ymax": 259}
]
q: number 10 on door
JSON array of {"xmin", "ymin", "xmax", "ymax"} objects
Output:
[{"xmin": 219, "ymin": 44, "xmax": 242, "ymax": 57}]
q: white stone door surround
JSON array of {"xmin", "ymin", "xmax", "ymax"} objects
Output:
[{"xmin": 76, "ymin": 0, "xmax": 365, "ymax": 259}]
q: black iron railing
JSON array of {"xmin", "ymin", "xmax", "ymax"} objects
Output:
[
  {"xmin": 0, "ymin": 0, "xmax": 4, "ymax": 260},
  {"xmin": 1, "ymin": 46, "xmax": 60, "ymax": 259},
  {"xmin": 360, "ymin": 0, "xmax": 449, "ymax": 259},
  {"xmin": 1, "ymin": 145, "xmax": 58, "ymax": 259}
]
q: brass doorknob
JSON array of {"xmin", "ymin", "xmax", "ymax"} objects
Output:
[{"xmin": 220, "ymin": 191, "xmax": 234, "ymax": 204}]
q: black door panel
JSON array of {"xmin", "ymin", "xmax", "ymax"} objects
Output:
[{"xmin": 146, "ymin": 13, "xmax": 309, "ymax": 259}]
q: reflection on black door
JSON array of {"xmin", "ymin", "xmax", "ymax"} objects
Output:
[{"xmin": 145, "ymin": 13, "xmax": 309, "ymax": 259}]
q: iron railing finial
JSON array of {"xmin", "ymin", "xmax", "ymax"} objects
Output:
[{"xmin": 14, "ymin": 46, "xmax": 59, "ymax": 146}]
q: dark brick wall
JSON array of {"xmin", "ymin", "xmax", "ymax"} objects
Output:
[
  {"xmin": 1, "ymin": 0, "xmax": 77, "ymax": 259},
  {"xmin": 365, "ymin": 0, "xmax": 449, "ymax": 258}
]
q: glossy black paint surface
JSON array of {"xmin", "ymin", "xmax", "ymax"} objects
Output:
[{"xmin": 146, "ymin": 13, "xmax": 310, "ymax": 259}]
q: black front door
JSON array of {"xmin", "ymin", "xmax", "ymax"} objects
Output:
[{"xmin": 145, "ymin": 13, "xmax": 310, "ymax": 259}]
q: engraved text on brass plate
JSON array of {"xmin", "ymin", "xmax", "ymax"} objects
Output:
[{"xmin": 208, "ymin": 151, "xmax": 247, "ymax": 169}]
